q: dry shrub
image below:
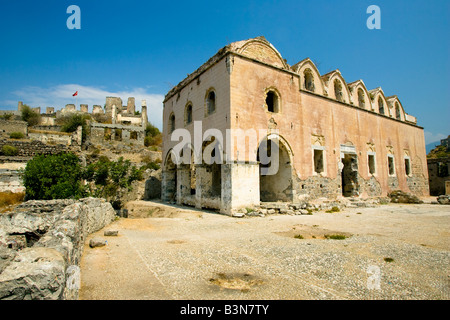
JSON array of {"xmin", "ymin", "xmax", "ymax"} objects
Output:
[{"xmin": 0, "ymin": 191, "xmax": 25, "ymax": 211}]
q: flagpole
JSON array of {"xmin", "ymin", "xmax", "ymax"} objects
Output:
[{"xmin": 73, "ymin": 91, "xmax": 78, "ymax": 108}]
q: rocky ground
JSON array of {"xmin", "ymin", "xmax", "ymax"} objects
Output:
[
  {"xmin": 79, "ymin": 200, "xmax": 450, "ymax": 300},
  {"xmin": 0, "ymin": 198, "xmax": 116, "ymax": 300}
]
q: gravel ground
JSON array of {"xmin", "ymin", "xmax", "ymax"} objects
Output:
[{"xmin": 79, "ymin": 202, "xmax": 450, "ymax": 300}]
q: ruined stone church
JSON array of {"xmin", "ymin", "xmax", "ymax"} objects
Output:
[{"xmin": 162, "ymin": 36, "xmax": 429, "ymax": 215}]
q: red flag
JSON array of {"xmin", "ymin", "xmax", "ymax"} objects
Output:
[{"xmin": 72, "ymin": 91, "xmax": 78, "ymax": 97}]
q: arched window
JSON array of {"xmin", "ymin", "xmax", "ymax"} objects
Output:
[
  {"xmin": 357, "ymin": 89, "xmax": 365, "ymax": 108},
  {"xmin": 265, "ymin": 89, "xmax": 280, "ymax": 113},
  {"xmin": 169, "ymin": 113, "xmax": 175, "ymax": 133},
  {"xmin": 185, "ymin": 104, "xmax": 193, "ymax": 125},
  {"xmin": 395, "ymin": 103, "xmax": 401, "ymax": 120},
  {"xmin": 378, "ymin": 97, "xmax": 385, "ymax": 115},
  {"xmin": 304, "ymin": 69, "xmax": 315, "ymax": 92},
  {"xmin": 206, "ymin": 90, "xmax": 216, "ymax": 115},
  {"xmin": 334, "ymin": 80, "xmax": 344, "ymax": 102}
]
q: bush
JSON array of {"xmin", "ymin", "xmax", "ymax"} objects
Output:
[
  {"xmin": 324, "ymin": 234, "xmax": 348, "ymax": 240},
  {"xmin": 21, "ymin": 104, "xmax": 40, "ymax": 126},
  {"xmin": 9, "ymin": 132, "xmax": 25, "ymax": 139},
  {"xmin": 145, "ymin": 123, "xmax": 160, "ymax": 137},
  {"xmin": 143, "ymin": 161, "xmax": 160, "ymax": 170},
  {"xmin": 140, "ymin": 155, "xmax": 161, "ymax": 170},
  {"xmin": 2, "ymin": 145, "xmax": 19, "ymax": 156},
  {"xmin": 23, "ymin": 153, "xmax": 85, "ymax": 200},
  {"xmin": 0, "ymin": 113, "xmax": 14, "ymax": 120},
  {"xmin": 59, "ymin": 113, "xmax": 90, "ymax": 142},
  {"xmin": 145, "ymin": 123, "xmax": 162, "ymax": 147},
  {"xmin": 84, "ymin": 156, "xmax": 144, "ymax": 202},
  {"xmin": 325, "ymin": 206, "xmax": 340, "ymax": 213}
]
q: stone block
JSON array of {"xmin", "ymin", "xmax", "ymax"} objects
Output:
[
  {"xmin": 89, "ymin": 237, "xmax": 106, "ymax": 248},
  {"xmin": 104, "ymin": 230, "xmax": 119, "ymax": 236},
  {"xmin": 437, "ymin": 195, "xmax": 450, "ymax": 205}
]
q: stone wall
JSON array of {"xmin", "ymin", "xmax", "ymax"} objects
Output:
[
  {"xmin": 0, "ymin": 120, "xmax": 28, "ymax": 135},
  {"xmin": 0, "ymin": 198, "xmax": 116, "ymax": 300},
  {"xmin": 428, "ymin": 157, "xmax": 450, "ymax": 196},
  {"xmin": 294, "ymin": 174, "xmax": 341, "ymax": 200},
  {"xmin": 0, "ymin": 170, "xmax": 25, "ymax": 193},
  {"xmin": 28, "ymin": 126, "xmax": 82, "ymax": 147},
  {"xmin": 90, "ymin": 122, "xmax": 145, "ymax": 146},
  {"xmin": 360, "ymin": 175, "xmax": 382, "ymax": 197},
  {"xmin": 0, "ymin": 139, "xmax": 69, "ymax": 157}
]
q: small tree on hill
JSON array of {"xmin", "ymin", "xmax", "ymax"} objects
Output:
[
  {"xmin": 59, "ymin": 113, "xmax": 91, "ymax": 143},
  {"xmin": 21, "ymin": 104, "xmax": 40, "ymax": 126},
  {"xmin": 144, "ymin": 123, "xmax": 162, "ymax": 148}
]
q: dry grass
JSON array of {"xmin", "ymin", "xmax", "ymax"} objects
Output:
[
  {"xmin": 0, "ymin": 191, "xmax": 25, "ymax": 212},
  {"xmin": 28, "ymin": 129, "xmax": 71, "ymax": 135}
]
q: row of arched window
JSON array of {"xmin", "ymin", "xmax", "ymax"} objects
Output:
[
  {"xmin": 169, "ymin": 89, "xmax": 217, "ymax": 133},
  {"xmin": 169, "ymin": 68, "xmax": 405, "ymax": 133},
  {"xmin": 301, "ymin": 67, "xmax": 404, "ymax": 120}
]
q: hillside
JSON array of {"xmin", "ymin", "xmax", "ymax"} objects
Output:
[{"xmin": 427, "ymin": 144, "xmax": 450, "ymax": 159}]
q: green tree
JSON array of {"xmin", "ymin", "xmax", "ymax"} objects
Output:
[
  {"xmin": 21, "ymin": 104, "xmax": 40, "ymax": 126},
  {"xmin": 59, "ymin": 113, "xmax": 91, "ymax": 142},
  {"xmin": 144, "ymin": 123, "xmax": 162, "ymax": 147},
  {"xmin": 23, "ymin": 153, "xmax": 85, "ymax": 200},
  {"xmin": 145, "ymin": 123, "xmax": 160, "ymax": 137},
  {"xmin": 84, "ymin": 156, "xmax": 145, "ymax": 200}
]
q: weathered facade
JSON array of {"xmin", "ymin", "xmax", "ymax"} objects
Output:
[{"xmin": 162, "ymin": 37, "xmax": 429, "ymax": 215}]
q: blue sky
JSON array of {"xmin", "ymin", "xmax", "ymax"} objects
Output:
[{"xmin": 0, "ymin": 0, "xmax": 448, "ymax": 144}]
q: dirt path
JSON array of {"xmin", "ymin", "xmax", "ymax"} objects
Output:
[{"xmin": 79, "ymin": 201, "xmax": 450, "ymax": 300}]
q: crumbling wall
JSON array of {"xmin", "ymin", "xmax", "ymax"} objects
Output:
[
  {"xmin": 427, "ymin": 157, "xmax": 450, "ymax": 196},
  {"xmin": 405, "ymin": 156, "xmax": 429, "ymax": 195},
  {"xmin": 0, "ymin": 120, "xmax": 27, "ymax": 136},
  {"xmin": 387, "ymin": 176, "xmax": 399, "ymax": 192},
  {"xmin": 105, "ymin": 97, "xmax": 123, "ymax": 115},
  {"xmin": 0, "ymin": 139, "xmax": 69, "ymax": 157},
  {"xmin": 294, "ymin": 174, "xmax": 341, "ymax": 201},
  {"xmin": 89, "ymin": 123, "xmax": 145, "ymax": 146},
  {"xmin": 28, "ymin": 126, "xmax": 82, "ymax": 147},
  {"xmin": 0, "ymin": 198, "xmax": 115, "ymax": 300},
  {"xmin": 0, "ymin": 170, "xmax": 25, "ymax": 193},
  {"xmin": 39, "ymin": 115, "xmax": 55, "ymax": 126},
  {"xmin": 360, "ymin": 175, "xmax": 382, "ymax": 197}
]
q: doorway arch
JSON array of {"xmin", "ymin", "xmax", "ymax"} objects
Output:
[{"xmin": 257, "ymin": 135, "xmax": 293, "ymax": 202}]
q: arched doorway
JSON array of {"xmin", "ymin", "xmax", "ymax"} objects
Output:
[
  {"xmin": 202, "ymin": 139, "xmax": 222, "ymax": 199},
  {"xmin": 257, "ymin": 136, "xmax": 293, "ymax": 202},
  {"xmin": 178, "ymin": 146, "xmax": 197, "ymax": 207},
  {"xmin": 340, "ymin": 144, "xmax": 360, "ymax": 197}
]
